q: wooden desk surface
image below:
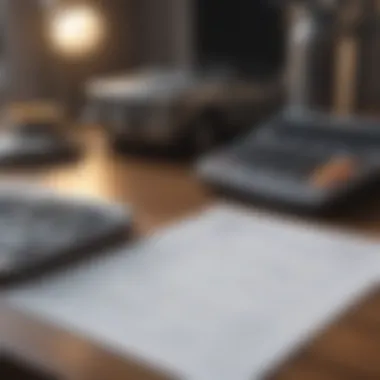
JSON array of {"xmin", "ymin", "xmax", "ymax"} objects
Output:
[{"xmin": 2, "ymin": 127, "xmax": 380, "ymax": 380}]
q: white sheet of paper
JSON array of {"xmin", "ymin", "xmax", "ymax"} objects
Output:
[{"xmin": 4, "ymin": 205, "xmax": 380, "ymax": 380}]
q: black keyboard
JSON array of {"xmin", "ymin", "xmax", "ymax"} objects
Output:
[
  {"xmin": 234, "ymin": 144, "xmax": 326, "ymax": 180},
  {"xmin": 0, "ymin": 184, "xmax": 132, "ymax": 286},
  {"xmin": 255, "ymin": 114, "xmax": 380, "ymax": 156},
  {"xmin": 197, "ymin": 110, "xmax": 380, "ymax": 213}
]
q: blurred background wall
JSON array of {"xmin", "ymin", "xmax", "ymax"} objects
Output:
[
  {"xmin": 2, "ymin": 0, "xmax": 380, "ymax": 115},
  {"xmin": 133, "ymin": 0, "xmax": 192, "ymax": 68},
  {"xmin": 4, "ymin": 0, "xmax": 53, "ymax": 101}
]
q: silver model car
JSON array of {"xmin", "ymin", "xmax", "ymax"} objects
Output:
[{"xmin": 85, "ymin": 68, "xmax": 282, "ymax": 154}]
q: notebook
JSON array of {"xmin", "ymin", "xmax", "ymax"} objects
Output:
[{"xmin": 3, "ymin": 204, "xmax": 380, "ymax": 380}]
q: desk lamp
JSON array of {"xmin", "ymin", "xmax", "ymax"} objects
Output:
[
  {"xmin": 0, "ymin": 0, "xmax": 106, "ymax": 166},
  {"xmin": 43, "ymin": 0, "xmax": 107, "ymax": 114}
]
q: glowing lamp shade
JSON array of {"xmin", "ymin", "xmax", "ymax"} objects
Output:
[{"xmin": 49, "ymin": 5, "xmax": 105, "ymax": 58}]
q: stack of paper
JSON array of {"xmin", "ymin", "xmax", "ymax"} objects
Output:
[{"xmin": 4, "ymin": 205, "xmax": 380, "ymax": 380}]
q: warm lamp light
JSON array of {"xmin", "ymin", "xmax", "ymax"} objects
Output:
[{"xmin": 48, "ymin": 4, "xmax": 105, "ymax": 58}]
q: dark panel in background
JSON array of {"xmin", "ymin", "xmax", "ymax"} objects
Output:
[
  {"xmin": 133, "ymin": 0, "xmax": 182, "ymax": 67},
  {"xmin": 195, "ymin": 0, "xmax": 285, "ymax": 77},
  {"xmin": 357, "ymin": 2, "xmax": 380, "ymax": 112}
]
